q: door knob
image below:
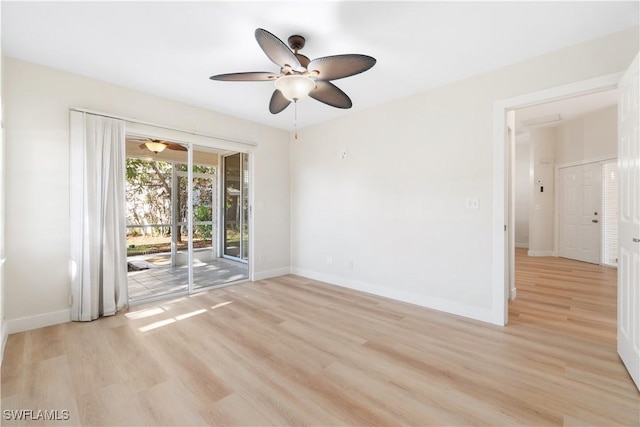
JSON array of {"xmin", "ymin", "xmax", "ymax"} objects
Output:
[
  {"xmin": 592, "ymin": 219, "xmax": 598, "ymax": 223},
  {"xmin": 634, "ymin": 238, "xmax": 640, "ymax": 243}
]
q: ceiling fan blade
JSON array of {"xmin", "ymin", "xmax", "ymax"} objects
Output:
[
  {"xmin": 269, "ymin": 89, "xmax": 292, "ymax": 114},
  {"xmin": 309, "ymin": 81, "xmax": 352, "ymax": 109},
  {"xmin": 308, "ymin": 54, "xmax": 376, "ymax": 81},
  {"xmin": 209, "ymin": 71, "xmax": 279, "ymax": 81},
  {"xmin": 165, "ymin": 143, "xmax": 188, "ymax": 152},
  {"xmin": 138, "ymin": 143, "xmax": 147, "ymax": 150},
  {"xmin": 127, "ymin": 137, "xmax": 149, "ymax": 143},
  {"xmin": 255, "ymin": 28, "xmax": 302, "ymax": 71}
]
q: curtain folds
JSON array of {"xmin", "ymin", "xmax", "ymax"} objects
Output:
[{"xmin": 70, "ymin": 111, "xmax": 128, "ymax": 321}]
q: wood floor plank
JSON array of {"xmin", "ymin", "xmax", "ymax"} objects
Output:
[{"xmin": 2, "ymin": 250, "xmax": 638, "ymax": 425}]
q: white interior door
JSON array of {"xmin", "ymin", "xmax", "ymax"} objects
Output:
[
  {"xmin": 558, "ymin": 163, "xmax": 602, "ymax": 264},
  {"xmin": 617, "ymin": 53, "xmax": 640, "ymax": 391}
]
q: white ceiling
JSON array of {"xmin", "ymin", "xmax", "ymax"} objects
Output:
[{"xmin": 2, "ymin": 1, "xmax": 638, "ymax": 131}]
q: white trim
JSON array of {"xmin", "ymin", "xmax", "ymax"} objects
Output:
[
  {"xmin": 493, "ymin": 72, "xmax": 622, "ymax": 326},
  {"xmin": 6, "ymin": 309, "xmax": 71, "ymax": 334},
  {"xmin": 515, "ymin": 242, "xmax": 529, "ymax": 249},
  {"xmin": 70, "ymin": 106, "xmax": 257, "ymax": 147},
  {"xmin": 248, "ymin": 153, "xmax": 255, "ymax": 285},
  {"xmin": 527, "ymin": 250, "xmax": 556, "ymax": 257},
  {"xmin": 291, "ymin": 268, "xmax": 499, "ymax": 325},
  {"xmin": 1, "ymin": 321, "xmax": 7, "ymax": 366},
  {"xmin": 252, "ymin": 267, "xmax": 291, "ymax": 281},
  {"xmin": 0, "ymin": 258, "xmax": 5, "ymax": 365}
]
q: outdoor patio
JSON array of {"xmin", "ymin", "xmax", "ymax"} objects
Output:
[{"xmin": 127, "ymin": 252, "xmax": 249, "ymax": 302}]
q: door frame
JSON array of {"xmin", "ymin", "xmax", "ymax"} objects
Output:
[
  {"xmin": 492, "ymin": 72, "xmax": 623, "ymax": 325},
  {"xmin": 124, "ymin": 130, "xmax": 254, "ymax": 304}
]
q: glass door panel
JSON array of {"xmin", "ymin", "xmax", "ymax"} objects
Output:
[
  {"xmin": 241, "ymin": 153, "xmax": 249, "ymax": 260},
  {"xmin": 191, "ymin": 158, "xmax": 217, "ymax": 289},
  {"xmin": 223, "ymin": 153, "xmax": 249, "ymax": 262},
  {"xmin": 175, "ymin": 171, "xmax": 189, "ymax": 267},
  {"xmin": 223, "ymin": 153, "xmax": 242, "ymax": 258},
  {"xmin": 125, "ymin": 139, "xmax": 188, "ymax": 302}
]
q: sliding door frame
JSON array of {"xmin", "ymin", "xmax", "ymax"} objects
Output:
[{"xmin": 125, "ymin": 142, "xmax": 252, "ymax": 305}]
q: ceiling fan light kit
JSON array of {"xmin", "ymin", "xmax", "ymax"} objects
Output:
[
  {"xmin": 144, "ymin": 141, "xmax": 167, "ymax": 153},
  {"xmin": 209, "ymin": 28, "xmax": 376, "ymax": 117},
  {"xmin": 274, "ymin": 75, "xmax": 316, "ymax": 101}
]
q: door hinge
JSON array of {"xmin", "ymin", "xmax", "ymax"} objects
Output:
[{"xmin": 504, "ymin": 225, "xmax": 507, "ymax": 231}]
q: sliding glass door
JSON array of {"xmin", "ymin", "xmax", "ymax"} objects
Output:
[
  {"xmin": 223, "ymin": 153, "xmax": 249, "ymax": 262},
  {"xmin": 126, "ymin": 138, "xmax": 250, "ymax": 303}
]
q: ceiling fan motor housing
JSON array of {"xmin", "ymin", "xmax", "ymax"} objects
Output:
[
  {"xmin": 287, "ymin": 35, "xmax": 305, "ymax": 51},
  {"xmin": 288, "ymin": 35, "xmax": 310, "ymax": 68}
]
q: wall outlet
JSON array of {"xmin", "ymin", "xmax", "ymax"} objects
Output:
[
  {"xmin": 326, "ymin": 256, "xmax": 334, "ymax": 265},
  {"xmin": 258, "ymin": 254, "xmax": 265, "ymax": 264},
  {"xmin": 347, "ymin": 260, "xmax": 354, "ymax": 269}
]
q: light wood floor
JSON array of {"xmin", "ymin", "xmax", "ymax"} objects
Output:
[{"xmin": 2, "ymin": 250, "xmax": 638, "ymax": 426}]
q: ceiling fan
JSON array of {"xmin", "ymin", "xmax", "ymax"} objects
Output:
[
  {"xmin": 209, "ymin": 28, "xmax": 376, "ymax": 114},
  {"xmin": 128, "ymin": 137, "xmax": 187, "ymax": 154}
]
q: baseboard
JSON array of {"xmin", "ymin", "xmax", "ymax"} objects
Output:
[
  {"xmin": 510, "ymin": 287, "xmax": 517, "ymax": 300},
  {"xmin": 0, "ymin": 259, "xmax": 5, "ymax": 365},
  {"xmin": 515, "ymin": 242, "xmax": 529, "ymax": 249},
  {"xmin": 527, "ymin": 250, "xmax": 555, "ymax": 257},
  {"xmin": 6, "ymin": 309, "xmax": 71, "ymax": 335},
  {"xmin": 1, "ymin": 321, "xmax": 7, "ymax": 366},
  {"xmin": 252, "ymin": 266, "xmax": 290, "ymax": 281},
  {"xmin": 290, "ymin": 268, "xmax": 499, "ymax": 326}
]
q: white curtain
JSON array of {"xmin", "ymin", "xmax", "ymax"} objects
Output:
[{"xmin": 70, "ymin": 111, "xmax": 128, "ymax": 321}]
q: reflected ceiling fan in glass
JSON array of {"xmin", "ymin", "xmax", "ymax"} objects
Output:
[{"xmin": 128, "ymin": 137, "xmax": 188, "ymax": 154}]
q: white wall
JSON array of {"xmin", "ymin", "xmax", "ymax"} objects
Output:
[
  {"xmin": 0, "ymin": 3, "xmax": 6, "ymax": 360},
  {"xmin": 555, "ymin": 105, "xmax": 618, "ymax": 165},
  {"xmin": 528, "ymin": 128, "xmax": 556, "ymax": 255},
  {"xmin": 3, "ymin": 57, "xmax": 290, "ymax": 331},
  {"xmin": 290, "ymin": 27, "xmax": 638, "ymax": 323},
  {"xmin": 514, "ymin": 138, "xmax": 531, "ymax": 248}
]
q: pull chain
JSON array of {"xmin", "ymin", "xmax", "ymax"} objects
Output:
[{"xmin": 294, "ymin": 100, "xmax": 298, "ymax": 140}]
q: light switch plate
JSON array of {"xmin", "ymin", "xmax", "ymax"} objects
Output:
[{"xmin": 465, "ymin": 198, "xmax": 479, "ymax": 210}]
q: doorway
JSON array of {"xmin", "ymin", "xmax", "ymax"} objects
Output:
[
  {"xmin": 492, "ymin": 72, "xmax": 622, "ymax": 325},
  {"xmin": 510, "ymin": 92, "xmax": 618, "ymax": 301},
  {"xmin": 125, "ymin": 137, "xmax": 250, "ymax": 302},
  {"xmin": 498, "ymin": 58, "xmax": 640, "ymax": 391}
]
